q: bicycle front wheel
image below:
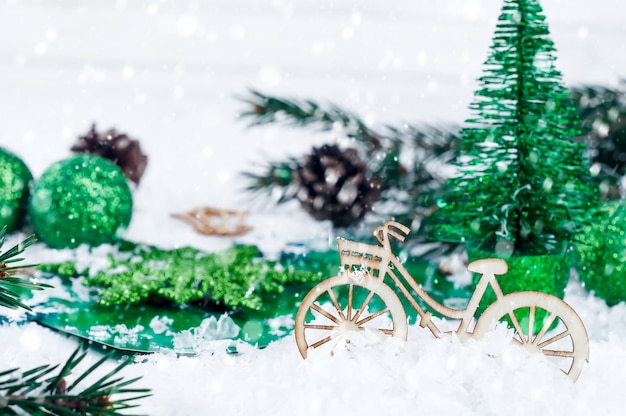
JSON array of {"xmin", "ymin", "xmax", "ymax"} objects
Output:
[
  {"xmin": 473, "ymin": 292, "xmax": 589, "ymax": 382},
  {"xmin": 294, "ymin": 274, "xmax": 408, "ymax": 359}
]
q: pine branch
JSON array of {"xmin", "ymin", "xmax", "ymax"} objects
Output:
[
  {"xmin": 239, "ymin": 90, "xmax": 462, "ymax": 154},
  {"xmin": 239, "ymin": 89, "xmax": 385, "ymax": 150},
  {"xmin": 237, "ymin": 78, "xmax": 626, "ymax": 244},
  {"xmin": 239, "ymin": 84, "xmax": 626, "ymax": 196},
  {"xmin": 238, "ymin": 90, "xmax": 461, "ymax": 233},
  {"xmin": 0, "ymin": 228, "xmax": 52, "ymax": 311},
  {"xmin": 241, "ymin": 157, "xmax": 300, "ymax": 204},
  {"xmin": 0, "ymin": 343, "xmax": 151, "ymax": 415}
]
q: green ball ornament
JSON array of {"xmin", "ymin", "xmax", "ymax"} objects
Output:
[
  {"xmin": 576, "ymin": 201, "xmax": 626, "ymax": 306},
  {"xmin": 0, "ymin": 147, "xmax": 33, "ymax": 233},
  {"xmin": 29, "ymin": 154, "xmax": 133, "ymax": 248}
]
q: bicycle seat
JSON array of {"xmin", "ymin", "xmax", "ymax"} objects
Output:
[{"xmin": 467, "ymin": 258, "xmax": 508, "ymax": 275}]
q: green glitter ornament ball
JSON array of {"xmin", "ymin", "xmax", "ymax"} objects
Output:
[
  {"xmin": 29, "ymin": 154, "xmax": 133, "ymax": 248},
  {"xmin": 576, "ymin": 201, "xmax": 626, "ymax": 306},
  {"xmin": 0, "ymin": 147, "xmax": 33, "ymax": 233}
]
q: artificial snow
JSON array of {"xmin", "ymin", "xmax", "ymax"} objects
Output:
[
  {"xmin": 2, "ymin": 1, "xmax": 626, "ymax": 415},
  {"xmin": 172, "ymin": 315, "xmax": 241, "ymax": 352}
]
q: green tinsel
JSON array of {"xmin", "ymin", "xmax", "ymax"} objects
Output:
[
  {"xmin": 430, "ymin": 0, "xmax": 596, "ymax": 256},
  {"xmin": 40, "ymin": 242, "xmax": 328, "ymax": 311}
]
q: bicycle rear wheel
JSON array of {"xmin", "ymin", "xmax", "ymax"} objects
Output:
[
  {"xmin": 294, "ymin": 274, "xmax": 408, "ymax": 359},
  {"xmin": 473, "ymin": 292, "xmax": 589, "ymax": 381}
]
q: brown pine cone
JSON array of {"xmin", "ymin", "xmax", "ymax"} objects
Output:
[
  {"xmin": 71, "ymin": 124, "xmax": 148, "ymax": 185},
  {"xmin": 294, "ymin": 144, "xmax": 380, "ymax": 228}
]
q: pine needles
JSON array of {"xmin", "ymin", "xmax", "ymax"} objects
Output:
[
  {"xmin": 0, "ymin": 343, "xmax": 150, "ymax": 415},
  {"xmin": 1, "ymin": 230, "xmax": 151, "ymax": 415},
  {"xmin": 0, "ymin": 228, "xmax": 52, "ymax": 311},
  {"xmin": 239, "ymin": 89, "xmax": 460, "ymax": 232},
  {"xmin": 237, "ymin": 81, "xmax": 626, "ymax": 241}
]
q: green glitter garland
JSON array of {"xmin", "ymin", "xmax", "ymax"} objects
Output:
[
  {"xmin": 0, "ymin": 147, "xmax": 33, "ymax": 233},
  {"xmin": 40, "ymin": 242, "xmax": 329, "ymax": 311},
  {"xmin": 430, "ymin": 0, "xmax": 596, "ymax": 256}
]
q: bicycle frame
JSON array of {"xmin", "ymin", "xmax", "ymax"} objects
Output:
[
  {"xmin": 352, "ymin": 221, "xmax": 509, "ymax": 340},
  {"xmin": 380, "ymin": 254, "xmax": 506, "ymax": 340}
]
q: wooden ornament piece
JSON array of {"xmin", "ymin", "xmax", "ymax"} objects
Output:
[
  {"xmin": 172, "ymin": 207, "xmax": 252, "ymax": 236},
  {"xmin": 294, "ymin": 221, "xmax": 590, "ymax": 382}
]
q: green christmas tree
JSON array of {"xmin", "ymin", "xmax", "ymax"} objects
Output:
[{"xmin": 431, "ymin": 0, "xmax": 596, "ymax": 256}]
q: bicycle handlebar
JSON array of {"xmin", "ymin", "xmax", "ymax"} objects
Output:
[{"xmin": 374, "ymin": 221, "xmax": 411, "ymax": 246}]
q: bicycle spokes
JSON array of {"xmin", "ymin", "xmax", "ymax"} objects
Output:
[
  {"xmin": 307, "ymin": 285, "xmax": 393, "ymax": 332},
  {"xmin": 352, "ymin": 287, "xmax": 376, "ymax": 323},
  {"xmin": 294, "ymin": 275, "xmax": 408, "ymax": 358},
  {"xmin": 473, "ymin": 292, "xmax": 589, "ymax": 381},
  {"xmin": 501, "ymin": 306, "xmax": 558, "ymax": 346}
]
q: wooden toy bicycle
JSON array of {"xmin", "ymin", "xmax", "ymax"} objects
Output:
[{"xmin": 294, "ymin": 221, "xmax": 589, "ymax": 381}]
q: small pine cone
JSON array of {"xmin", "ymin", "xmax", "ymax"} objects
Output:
[
  {"xmin": 71, "ymin": 124, "xmax": 148, "ymax": 185},
  {"xmin": 294, "ymin": 144, "xmax": 380, "ymax": 228}
]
